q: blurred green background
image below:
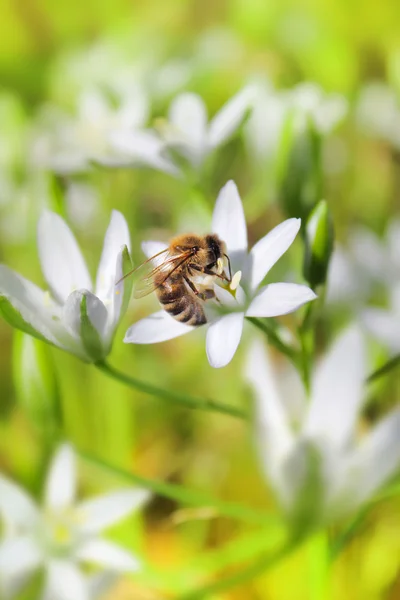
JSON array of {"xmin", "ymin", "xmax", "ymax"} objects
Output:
[{"xmin": 1, "ymin": 0, "xmax": 400, "ymax": 598}]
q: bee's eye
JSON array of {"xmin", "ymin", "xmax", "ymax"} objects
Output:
[{"xmin": 191, "ymin": 246, "xmax": 199, "ymax": 253}]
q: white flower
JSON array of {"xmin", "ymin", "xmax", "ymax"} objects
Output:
[
  {"xmin": 124, "ymin": 180, "xmax": 316, "ymax": 368},
  {"xmin": 288, "ymin": 82, "xmax": 348, "ymax": 135},
  {"xmin": 0, "ymin": 444, "xmax": 149, "ymax": 600},
  {"xmin": 246, "ymin": 326, "xmax": 400, "ymax": 528},
  {"xmin": 357, "ymin": 219, "xmax": 400, "ymax": 353},
  {"xmin": 326, "ymin": 224, "xmax": 394, "ymax": 307},
  {"xmin": 0, "ymin": 210, "xmax": 132, "ymax": 362},
  {"xmin": 31, "ymin": 87, "xmax": 175, "ymax": 176},
  {"xmin": 356, "ymin": 82, "xmax": 400, "ymax": 150},
  {"xmin": 157, "ymin": 86, "xmax": 256, "ymax": 170},
  {"xmin": 245, "ymin": 80, "xmax": 347, "ymax": 165},
  {"xmin": 325, "ymin": 218, "xmax": 400, "ymax": 353}
]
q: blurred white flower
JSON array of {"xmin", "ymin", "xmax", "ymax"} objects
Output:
[
  {"xmin": 327, "ymin": 219, "xmax": 400, "ymax": 305},
  {"xmin": 50, "ymin": 38, "xmax": 191, "ymax": 106},
  {"xmin": 124, "ymin": 180, "xmax": 316, "ymax": 368},
  {"xmin": 362, "ymin": 219, "xmax": 400, "ymax": 351},
  {"xmin": 246, "ymin": 326, "xmax": 400, "ymax": 529},
  {"xmin": 0, "ymin": 444, "xmax": 149, "ymax": 600},
  {"xmin": 0, "ymin": 210, "xmax": 132, "ymax": 362},
  {"xmin": 157, "ymin": 86, "xmax": 256, "ymax": 170},
  {"xmin": 0, "ymin": 173, "xmax": 52, "ymax": 245},
  {"xmin": 31, "ymin": 86, "xmax": 175, "ymax": 176},
  {"xmin": 357, "ymin": 82, "xmax": 400, "ymax": 149},
  {"xmin": 245, "ymin": 80, "xmax": 347, "ymax": 165},
  {"xmin": 289, "ymin": 82, "xmax": 348, "ymax": 135}
]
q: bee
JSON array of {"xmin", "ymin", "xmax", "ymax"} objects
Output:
[{"xmin": 121, "ymin": 234, "xmax": 231, "ymax": 326}]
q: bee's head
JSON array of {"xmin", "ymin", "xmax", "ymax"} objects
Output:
[{"xmin": 205, "ymin": 234, "xmax": 225, "ymax": 264}]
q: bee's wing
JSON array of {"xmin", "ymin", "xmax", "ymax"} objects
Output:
[{"xmin": 133, "ymin": 249, "xmax": 193, "ymax": 299}]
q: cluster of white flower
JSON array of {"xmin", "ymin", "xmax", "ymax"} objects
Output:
[
  {"xmin": 1, "ymin": 42, "xmax": 400, "ymax": 600},
  {"xmin": 26, "ymin": 64, "xmax": 348, "ymax": 180}
]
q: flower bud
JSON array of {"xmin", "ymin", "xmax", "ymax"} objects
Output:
[
  {"xmin": 13, "ymin": 331, "xmax": 62, "ymax": 440},
  {"xmin": 277, "ymin": 113, "xmax": 323, "ymax": 222},
  {"xmin": 303, "ymin": 200, "xmax": 334, "ymax": 288}
]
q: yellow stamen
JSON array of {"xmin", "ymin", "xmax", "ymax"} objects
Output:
[
  {"xmin": 53, "ymin": 523, "xmax": 71, "ymax": 544},
  {"xmin": 230, "ymin": 270, "xmax": 242, "ymax": 291}
]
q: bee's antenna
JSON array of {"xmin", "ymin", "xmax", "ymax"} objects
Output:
[
  {"xmin": 224, "ymin": 253, "xmax": 232, "ymax": 282},
  {"xmin": 115, "ymin": 268, "xmax": 135, "ymax": 286}
]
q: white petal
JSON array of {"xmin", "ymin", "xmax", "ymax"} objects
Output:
[
  {"xmin": 245, "ymin": 340, "xmax": 295, "ymax": 492},
  {"xmin": 0, "ymin": 266, "xmax": 64, "ymax": 346},
  {"xmin": 63, "ymin": 290, "xmax": 108, "ymax": 340},
  {"xmin": 45, "ymin": 444, "xmax": 77, "ymax": 511},
  {"xmin": 87, "ymin": 572, "xmax": 117, "ymax": 598},
  {"xmin": 168, "ymin": 93, "xmax": 207, "ymax": 146},
  {"xmin": 110, "ymin": 130, "xmax": 180, "ymax": 176},
  {"xmin": 351, "ymin": 408, "xmax": 400, "ymax": 504},
  {"xmin": 208, "ymin": 85, "xmax": 255, "ymax": 148},
  {"xmin": 249, "ymin": 219, "xmax": 301, "ymax": 291},
  {"xmin": 0, "ymin": 476, "xmax": 39, "ymax": 529},
  {"xmin": 124, "ymin": 310, "xmax": 194, "ymax": 344},
  {"xmin": 77, "ymin": 489, "xmax": 149, "ymax": 535},
  {"xmin": 95, "ymin": 211, "xmax": 130, "ymax": 303},
  {"xmin": 387, "ymin": 219, "xmax": 400, "ymax": 273},
  {"xmin": 0, "ymin": 536, "xmax": 42, "ymax": 578},
  {"xmin": 304, "ymin": 326, "xmax": 365, "ymax": 449},
  {"xmin": 76, "ymin": 539, "xmax": 141, "ymax": 573},
  {"xmin": 212, "ymin": 181, "xmax": 248, "ymax": 272},
  {"xmin": 43, "ymin": 560, "xmax": 88, "ymax": 600},
  {"xmin": 350, "ymin": 226, "xmax": 388, "ymax": 282},
  {"xmin": 78, "ymin": 89, "xmax": 109, "ymax": 123},
  {"xmin": 38, "ymin": 211, "xmax": 92, "ymax": 304},
  {"xmin": 141, "ymin": 240, "xmax": 168, "ymax": 265},
  {"xmin": 362, "ymin": 308, "xmax": 400, "ymax": 353},
  {"xmin": 206, "ymin": 312, "xmax": 244, "ymax": 368},
  {"xmin": 246, "ymin": 283, "xmax": 317, "ymax": 317}
]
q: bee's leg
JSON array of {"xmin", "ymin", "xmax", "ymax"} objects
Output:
[
  {"xmin": 184, "ymin": 273, "xmax": 216, "ymax": 302},
  {"xmin": 184, "ymin": 275, "xmax": 201, "ymax": 296},
  {"xmin": 199, "ymin": 288, "xmax": 216, "ymax": 301}
]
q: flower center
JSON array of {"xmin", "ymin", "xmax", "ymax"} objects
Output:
[{"xmin": 39, "ymin": 509, "xmax": 82, "ymax": 558}]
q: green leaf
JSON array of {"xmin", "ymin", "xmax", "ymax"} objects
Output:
[
  {"xmin": 303, "ymin": 199, "xmax": 334, "ymax": 288},
  {"xmin": 120, "ymin": 244, "xmax": 134, "ymax": 317},
  {"xmin": 13, "ymin": 331, "xmax": 62, "ymax": 443},
  {"xmin": 278, "ymin": 116, "xmax": 323, "ymax": 222},
  {"xmin": 79, "ymin": 294, "xmax": 105, "ymax": 362}
]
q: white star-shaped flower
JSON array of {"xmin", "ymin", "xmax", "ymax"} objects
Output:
[
  {"xmin": 157, "ymin": 85, "xmax": 256, "ymax": 170},
  {"xmin": 246, "ymin": 326, "xmax": 400, "ymax": 528},
  {"xmin": 245, "ymin": 80, "xmax": 347, "ymax": 165},
  {"xmin": 124, "ymin": 180, "xmax": 316, "ymax": 368},
  {"xmin": 31, "ymin": 87, "xmax": 177, "ymax": 177},
  {"xmin": 0, "ymin": 444, "xmax": 149, "ymax": 600},
  {"xmin": 0, "ymin": 210, "xmax": 132, "ymax": 362}
]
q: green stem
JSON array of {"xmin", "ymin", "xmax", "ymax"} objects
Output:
[
  {"xmin": 79, "ymin": 450, "xmax": 274, "ymax": 525},
  {"xmin": 178, "ymin": 537, "xmax": 301, "ymax": 599},
  {"xmin": 95, "ymin": 360, "xmax": 248, "ymax": 421},
  {"xmin": 329, "ymin": 508, "xmax": 369, "ymax": 561},
  {"xmin": 247, "ymin": 317, "xmax": 299, "ymax": 364},
  {"xmin": 366, "ymin": 353, "xmax": 400, "ymax": 384}
]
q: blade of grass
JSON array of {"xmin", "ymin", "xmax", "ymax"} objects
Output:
[{"xmin": 79, "ymin": 450, "xmax": 278, "ymax": 526}]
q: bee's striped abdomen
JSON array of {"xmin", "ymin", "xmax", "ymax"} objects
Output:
[{"xmin": 155, "ymin": 276, "xmax": 207, "ymax": 326}]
